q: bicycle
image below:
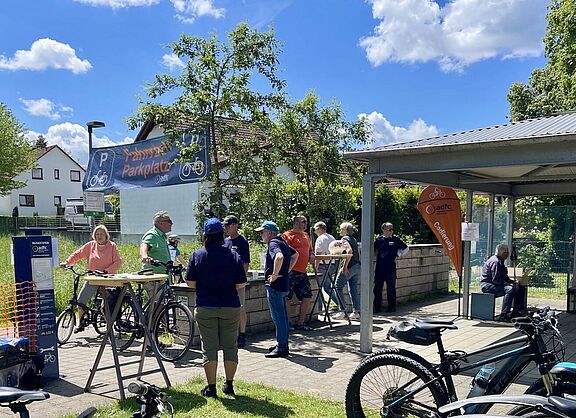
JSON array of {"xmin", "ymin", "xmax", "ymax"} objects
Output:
[
  {"xmin": 56, "ymin": 266, "xmax": 108, "ymax": 345},
  {"xmin": 112, "ymin": 260, "xmax": 195, "ymax": 362},
  {"xmin": 128, "ymin": 381, "xmax": 174, "ymax": 418},
  {"xmin": 438, "ymin": 392, "xmax": 576, "ymax": 417},
  {"xmin": 345, "ymin": 308, "xmax": 576, "ymax": 417},
  {"xmin": 0, "ymin": 386, "xmax": 96, "ymax": 418}
]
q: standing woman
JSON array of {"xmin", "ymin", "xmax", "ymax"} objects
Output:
[
  {"xmin": 60, "ymin": 225, "xmax": 122, "ymax": 331},
  {"xmin": 185, "ymin": 218, "xmax": 246, "ymax": 397}
]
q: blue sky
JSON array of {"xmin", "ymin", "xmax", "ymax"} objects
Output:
[{"xmin": 1, "ymin": 0, "xmax": 549, "ymax": 165}]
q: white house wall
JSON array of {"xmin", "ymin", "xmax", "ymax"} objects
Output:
[
  {"xmin": 120, "ymin": 182, "xmax": 200, "ymax": 237},
  {"xmin": 1, "ymin": 148, "xmax": 85, "ymax": 216}
]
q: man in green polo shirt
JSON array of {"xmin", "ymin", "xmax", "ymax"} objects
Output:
[{"xmin": 140, "ymin": 210, "xmax": 172, "ymax": 273}]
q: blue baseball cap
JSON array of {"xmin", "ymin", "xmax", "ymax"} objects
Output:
[
  {"xmin": 255, "ymin": 220, "xmax": 279, "ymax": 233},
  {"xmin": 204, "ymin": 217, "xmax": 223, "ymax": 235}
]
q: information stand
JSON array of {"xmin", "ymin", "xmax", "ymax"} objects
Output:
[
  {"xmin": 83, "ymin": 273, "xmax": 171, "ymax": 400},
  {"xmin": 309, "ymin": 254, "xmax": 352, "ymax": 328},
  {"xmin": 12, "ymin": 232, "xmax": 59, "ymax": 381}
]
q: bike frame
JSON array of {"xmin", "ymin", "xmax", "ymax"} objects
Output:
[
  {"xmin": 66, "ymin": 268, "xmax": 103, "ymax": 325},
  {"xmin": 387, "ymin": 329, "xmax": 555, "ymax": 416}
]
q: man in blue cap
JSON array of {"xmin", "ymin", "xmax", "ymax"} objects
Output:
[{"xmin": 255, "ymin": 220, "xmax": 299, "ymax": 358}]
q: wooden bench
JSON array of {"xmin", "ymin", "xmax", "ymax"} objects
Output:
[{"xmin": 470, "ymin": 292, "xmax": 504, "ymax": 320}]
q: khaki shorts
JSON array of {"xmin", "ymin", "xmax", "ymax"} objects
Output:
[{"xmin": 195, "ymin": 306, "xmax": 240, "ymax": 364}]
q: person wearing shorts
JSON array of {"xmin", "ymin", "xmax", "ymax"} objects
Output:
[
  {"xmin": 283, "ymin": 215, "xmax": 315, "ymax": 331},
  {"xmin": 185, "ymin": 218, "xmax": 246, "ymax": 397}
]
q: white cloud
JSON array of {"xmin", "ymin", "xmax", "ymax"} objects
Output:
[
  {"xmin": 171, "ymin": 0, "xmax": 225, "ymax": 23},
  {"xmin": 73, "ymin": 0, "xmax": 159, "ymax": 8},
  {"xmin": 19, "ymin": 98, "xmax": 73, "ymax": 120},
  {"xmin": 360, "ymin": 0, "xmax": 547, "ymax": 72},
  {"xmin": 360, "ymin": 111, "xmax": 438, "ymax": 147},
  {"xmin": 0, "ymin": 38, "xmax": 92, "ymax": 74},
  {"xmin": 26, "ymin": 123, "xmax": 132, "ymax": 165},
  {"xmin": 161, "ymin": 53, "xmax": 185, "ymax": 71}
]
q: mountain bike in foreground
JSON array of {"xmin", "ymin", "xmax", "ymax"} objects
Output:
[
  {"xmin": 0, "ymin": 386, "xmax": 96, "ymax": 418},
  {"xmin": 345, "ymin": 308, "xmax": 576, "ymax": 417},
  {"xmin": 56, "ymin": 266, "xmax": 108, "ymax": 345},
  {"xmin": 438, "ymin": 391, "xmax": 576, "ymax": 417}
]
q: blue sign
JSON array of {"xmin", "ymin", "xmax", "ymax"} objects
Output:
[{"xmin": 83, "ymin": 131, "xmax": 210, "ymax": 194}]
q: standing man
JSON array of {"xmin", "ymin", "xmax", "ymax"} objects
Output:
[
  {"xmin": 373, "ymin": 222, "xmax": 409, "ymax": 313},
  {"xmin": 223, "ymin": 214, "xmax": 250, "ymax": 348},
  {"xmin": 313, "ymin": 221, "xmax": 335, "ymax": 311},
  {"xmin": 283, "ymin": 215, "xmax": 315, "ymax": 331},
  {"xmin": 480, "ymin": 243, "xmax": 518, "ymax": 322},
  {"xmin": 140, "ymin": 211, "xmax": 172, "ymax": 273},
  {"xmin": 256, "ymin": 220, "xmax": 298, "ymax": 358}
]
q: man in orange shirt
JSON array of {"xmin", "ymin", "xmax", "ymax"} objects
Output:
[{"xmin": 283, "ymin": 215, "xmax": 315, "ymax": 331}]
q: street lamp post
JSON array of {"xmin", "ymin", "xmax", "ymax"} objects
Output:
[
  {"xmin": 86, "ymin": 121, "xmax": 105, "ymax": 232},
  {"xmin": 87, "ymin": 121, "xmax": 105, "ymax": 155}
]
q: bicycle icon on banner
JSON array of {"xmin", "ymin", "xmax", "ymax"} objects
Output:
[
  {"xmin": 429, "ymin": 187, "xmax": 446, "ymax": 199},
  {"xmin": 88, "ymin": 170, "xmax": 109, "ymax": 188},
  {"xmin": 179, "ymin": 157, "xmax": 206, "ymax": 181}
]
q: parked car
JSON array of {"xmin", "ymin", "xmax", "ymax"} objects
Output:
[{"xmin": 64, "ymin": 198, "xmax": 114, "ymax": 227}]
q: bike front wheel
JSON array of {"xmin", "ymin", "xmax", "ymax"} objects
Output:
[
  {"xmin": 56, "ymin": 308, "xmax": 76, "ymax": 345},
  {"xmin": 93, "ymin": 308, "xmax": 107, "ymax": 335},
  {"xmin": 509, "ymin": 380, "xmax": 576, "ymax": 416},
  {"xmin": 345, "ymin": 354, "xmax": 448, "ymax": 418},
  {"xmin": 112, "ymin": 299, "xmax": 138, "ymax": 351},
  {"xmin": 151, "ymin": 302, "xmax": 194, "ymax": 362}
]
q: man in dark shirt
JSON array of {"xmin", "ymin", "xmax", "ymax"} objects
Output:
[
  {"xmin": 223, "ymin": 214, "xmax": 250, "ymax": 348},
  {"xmin": 255, "ymin": 220, "xmax": 298, "ymax": 358},
  {"xmin": 481, "ymin": 243, "xmax": 517, "ymax": 322},
  {"xmin": 373, "ymin": 222, "xmax": 409, "ymax": 313}
]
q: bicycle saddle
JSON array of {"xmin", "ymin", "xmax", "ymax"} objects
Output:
[
  {"xmin": 0, "ymin": 387, "xmax": 49, "ymax": 404},
  {"xmin": 549, "ymin": 396, "xmax": 576, "ymax": 416},
  {"xmin": 550, "ymin": 361, "xmax": 576, "ymax": 379},
  {"xmin": 415, "ymin": 316, "xmax": 455, "ymax": 325},
  {"xmin": 415, "ymin": 321, "xmax": 457, "ymax": 331}
]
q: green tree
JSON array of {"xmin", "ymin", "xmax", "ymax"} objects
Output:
[
  {"xmin": 507, "ymin": 0, "xmax": 576, "ymax": 120},
  {"xmin": 270, "ymin": 91, "xmax": 368, "ymax": 222},
  {"xmin": 127, "ymin": 23, "xmax": 285, "ymax": 217},
  {"xmin": 0, "ymin": 103, "xmax": 37, "ymax": 195},
  {"xmin": 35, "ymin": 134, "xmax": 48, "ymax": 149}
]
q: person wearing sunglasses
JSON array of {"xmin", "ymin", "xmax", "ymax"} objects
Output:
[{"xmin": 373, "ymin": 222, "xmax": 408, "ymax": 313}]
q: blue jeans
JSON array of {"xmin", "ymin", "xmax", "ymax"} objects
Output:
[
  {"xmin": 266, "ymin": 286, "xmax": 290, "ymax": 350},
  {"xmin": 480, "ymin": 282, "xmax": 517, "ymax": 315},
  {"xmin": 324, "ymin": 263, "xmax": 361, "ymax": 312}
]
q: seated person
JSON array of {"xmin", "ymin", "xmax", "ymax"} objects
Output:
[{"xmin": 480, "ymin": 243, "xmax": 519, "ymax": 322}]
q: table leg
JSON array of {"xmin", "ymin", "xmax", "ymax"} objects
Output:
[
  {"xmin": 128, "ymin": 284, "xmax": 171, "ymax": 388},
  {"xmin": 326, "ymin": 259, "xmax": 351, "ymax": 325},
  {"xmin": 85, "ymin": 285, "xmax": 128, "ymax": 400},
  {"xmin": 309, "ymin": 265, "xmax": 333, "ymax": 328}
]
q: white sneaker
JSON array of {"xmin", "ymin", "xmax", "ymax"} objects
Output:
[
  {"xmin": 332, "ymin": 311, "xmax": 346, "ymax": 320},
  {"xmin": 349, "ymin": 311, "xmax": 360, "ymax": 320}
]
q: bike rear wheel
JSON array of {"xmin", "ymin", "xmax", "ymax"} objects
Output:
[
  {"xmin": 151, "ymin": 301, "xmax": 194, "ymax": 362},
  {"xmin": 56, "ymin": 308, "xmax": 76, "ymax": 345},
  {"xmin": 345, "ymin": 354, "xmax": 448, "ymax": 418},
  {"xmin": 112, "ymin": 299, "xmax": 138, "ymax": 351},
  {"xmin": 93, "ymin": 309, "xmax": 107, "ymax": 335}
]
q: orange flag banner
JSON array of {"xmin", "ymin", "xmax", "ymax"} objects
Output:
[{"xmin": 417, "ymin": 186, "xmax": 462, "ymax": 277}]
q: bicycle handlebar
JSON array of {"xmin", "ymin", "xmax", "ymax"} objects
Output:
[
  {"xmin": 513, "ymin": 306, "xmax": 559, "ymax": 335},
  {"xmin": 62, "ymin": 265, "xmax": 106, "ymax": 277}
]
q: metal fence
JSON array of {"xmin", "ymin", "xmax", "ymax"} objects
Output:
[{"xmin": 0, "ymin": 216, "xmax": 121, "ymax": 234}]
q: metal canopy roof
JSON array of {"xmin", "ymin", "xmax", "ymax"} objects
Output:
[{"xmin": 345, "ymin": 112, "xmax": 576, "ymax": 197}]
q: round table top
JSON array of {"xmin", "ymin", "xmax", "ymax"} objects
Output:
[{"xmin": 315, "ymin": 254, "xmax": 352, "ymax": 260}]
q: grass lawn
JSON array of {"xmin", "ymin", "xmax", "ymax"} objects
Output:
[{"xmin": 59, "ymin": 377, "xmax": 346, "ymax": 418}]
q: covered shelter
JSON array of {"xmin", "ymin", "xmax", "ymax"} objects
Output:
[{"xmin": 345, "ymin": 111, "xmax": 576, "ymax": 353}]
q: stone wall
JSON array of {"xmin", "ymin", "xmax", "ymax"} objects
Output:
[{"xmin": 175, "ymin": 243, "xmax": 449, "ymax": 339}]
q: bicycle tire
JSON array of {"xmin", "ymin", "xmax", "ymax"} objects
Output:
[
  {"xmin": 345, "ymin": 353, "xmax": 448, "ymax": 418},
  {"xmin": 93, "ymin": 308, "xmax": 107, "ymax": 335},
  {"xmin": 151, "ymin": 301, "xmax": 194, "ymax": 362},
  {"xmin": 112, "ymin": 299, "xmax": 138, "ymax": 351},
  {"xmin": 56, "ymin": 308, "xmax": 76, "ymax": 345}
]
